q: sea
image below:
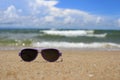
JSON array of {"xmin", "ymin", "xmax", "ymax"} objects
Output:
[{"xmin": 0, "ymin": 28, "xmax": 120, "ymax": 50}]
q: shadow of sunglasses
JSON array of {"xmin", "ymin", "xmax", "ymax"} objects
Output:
[{"xmin": 19, "ymin": 48, "xmax": 62, "ymax": 62}]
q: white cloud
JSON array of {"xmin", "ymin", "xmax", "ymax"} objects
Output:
[
  {"xmin": 3, "ymin": 5, "xmax": 22, "ymax": 18},
  {"xmin": 28, "ymin": 0, "xmax": 106, "ymax": 27},
  {"xmin": 0, "ymin": 0, "xmax": 119, "ymax": 29},
  {"xmin": 117, "ymin": 18, "xmax": 120, "ymax": 27},
  {"xmin": 0, "ymin": 5, "xmax": 18, "ymax": 25},
  {"xmin": 29, "ymin": 0, "xmax": 58, "ymax": 15}
]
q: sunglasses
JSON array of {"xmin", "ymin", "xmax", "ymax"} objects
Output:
[{"xmin": 19, "ymin": 48, "xmax": 62, "ymax": 62}]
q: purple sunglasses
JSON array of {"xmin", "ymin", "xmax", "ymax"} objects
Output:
[{"xmin": 19, "ymin": 48, "xmax": 62, "ymax": 62}]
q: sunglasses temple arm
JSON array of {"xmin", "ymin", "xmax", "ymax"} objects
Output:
[{"xmin": 19, "ymin": 51, "xmax": 21, "ymax": 56}]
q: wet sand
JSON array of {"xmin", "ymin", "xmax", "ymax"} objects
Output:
[{"xmin": 0, "ymin": 49, "xmax": 120, "ymax": 80}]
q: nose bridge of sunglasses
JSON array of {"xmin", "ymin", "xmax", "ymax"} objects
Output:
[{"xmin": 59, "ymin": 52, "xmax": 62, "ymax": 56}]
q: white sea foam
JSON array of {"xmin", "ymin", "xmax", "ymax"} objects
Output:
[
  {"xmin": 32, "ymin": 42, "xmax": 120, "ymax": 49},
  {"xmin": 42, "ymin": 30, "xmax": 107, "ymax": 38},
  {"xmin": 87, "ymin": 33, "xmax": 107, "ymax": 38}
]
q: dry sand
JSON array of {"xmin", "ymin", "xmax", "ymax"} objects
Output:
[{"xmin": 0, "ymin": 49, "xmax": 120, "ymax": 80}]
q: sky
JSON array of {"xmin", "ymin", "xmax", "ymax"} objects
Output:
[{"xmin": 0, "ymin": 0, "xmax": 120, "ymax": 30}]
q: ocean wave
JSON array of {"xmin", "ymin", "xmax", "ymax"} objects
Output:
[
  {"xmin": 42, "ymin": 30, "xmax": 107, "ymax": 38},
  {"xmin": 32, "ymin": 42, "xmax": 120, "ymax": 49}
]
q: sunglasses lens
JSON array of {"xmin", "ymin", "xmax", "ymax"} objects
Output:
[
  {"xmin": 20, "ymin": 49, "xmax": 38, "ymax": 62},
  {"xmin": 41, "ymin": 49, "xmax": 60, "ymax": 62}
]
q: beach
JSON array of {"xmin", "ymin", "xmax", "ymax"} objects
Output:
[{"xmin": 0, "ymin": 49, "xmax": 120, "ymax": 80}]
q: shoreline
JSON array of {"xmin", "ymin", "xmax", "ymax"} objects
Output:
[{"xmin": 0, "ymin": 46, "xmax": 120, "ymax": 51}]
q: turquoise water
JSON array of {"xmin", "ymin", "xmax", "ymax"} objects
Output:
[{"xmin": 0, "ymin": 29, "xmax": 120, "ymax": 50}]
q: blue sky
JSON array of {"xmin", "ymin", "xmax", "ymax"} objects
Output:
[
  {"xmin": 0, "ymin": 0, "xmax": 120, "ymax": 29},
  {"xmin": 57, "ymin": 0, "xmax": 120, "ymax": 15}
]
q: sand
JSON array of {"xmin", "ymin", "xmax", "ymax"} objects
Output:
[{"xmin": 0, "ymin": 49, "xmax": 120, "ymax": 80}]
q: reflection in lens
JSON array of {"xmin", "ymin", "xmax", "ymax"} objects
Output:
[
  {"xmin": 41, "ymin": 49, "xmax": 60, "ymax": 62},
  {"xmin": 20, "ymin": 49, "xmax": 38, "ymax": 62}
]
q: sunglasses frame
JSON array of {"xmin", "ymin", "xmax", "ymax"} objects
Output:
[{"xmin": 19, "ymin": 48, "xmax": 62, "ymax": 62}]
